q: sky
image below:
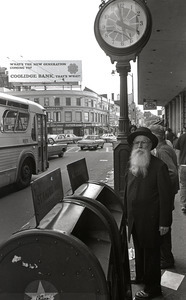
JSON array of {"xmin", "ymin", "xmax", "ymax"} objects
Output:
[{"xmin": 0, "ymin": 0, "xmax": 137, "ymax": 100}]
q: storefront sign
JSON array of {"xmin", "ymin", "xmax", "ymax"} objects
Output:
[{"xmin": 143, "ymin": 100, "xmax": 157, "ymax": 110}]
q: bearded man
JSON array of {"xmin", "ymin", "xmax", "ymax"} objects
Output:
[{"xmin": 124, "ymin": 127, "xmax": 172, "ymax": 300}]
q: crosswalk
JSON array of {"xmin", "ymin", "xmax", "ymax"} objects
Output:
[{"xmin": 66, "ymin": 146, "xmax": 113, "ymax": 153}]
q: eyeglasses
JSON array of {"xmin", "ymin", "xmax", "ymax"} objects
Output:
[{"xmin": 133, "ymin": 141, "xmax": 151, "ymax": 146}]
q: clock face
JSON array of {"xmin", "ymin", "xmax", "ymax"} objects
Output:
[{"xmin": 98, "ymin": 0, "xmax": 148, "ymax": 49}]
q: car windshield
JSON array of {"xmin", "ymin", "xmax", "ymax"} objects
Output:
[{"xmin": 85, "ymin": 136, "xmax": 98, "ymax": 140}]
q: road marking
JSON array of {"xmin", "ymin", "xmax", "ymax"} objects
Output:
[
  {"xmin": 66, "ymin": 147, "xmax": 78, "ymax": 152},
  {"xmin": 100, "ymin": 159, "xmax": 108, "ymax": 161},
  {"xmin": 161, "ymin": 271, "xmax": 185, "ymax": 290},
  {"xmin": 66, "ymin": 148, "xmax": 113, "ymax": 153}
]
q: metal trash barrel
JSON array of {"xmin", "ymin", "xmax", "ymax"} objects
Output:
[
  {"xmin": 0, "ymin": 163, "xmax": 132, "ymax": 300},
  {"xmin": 0, "ymin": 229, "xmax": 109, "ymax": 300}
]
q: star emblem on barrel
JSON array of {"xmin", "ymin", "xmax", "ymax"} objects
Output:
[{"xmin": 24, "ymin": 280, "xmax": 58, "ymax": 300}]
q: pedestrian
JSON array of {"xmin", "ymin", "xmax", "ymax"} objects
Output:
[
  {"xmin": 165, "ymin": 128, "xmax": 176, "ymax": 144},
  {"xmin": 129, "ymin": 124, "xmax": 137, "ymax": 134},
  {"xmin": 149, "ymin": 124, "xmax": 179, "ymax": 269},
  {"xmin": 175, "ymin": 127, "xmax": 186, "ymax": 213},
  {"xmin": 124, "ymin": 127, "xmax": 172, "ymax": 300}
]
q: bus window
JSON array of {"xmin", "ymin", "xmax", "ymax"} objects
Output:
[
  {"xmin": 3, "ymin": 110, "xmax": 18, "ymax": 132},
  {"xmin": 15, "ymin": 112, "xmax": 29, "ymax": 131},
  {"xmin": 2, "ymin": 109, "xmax": 29, "ymax": 132}
]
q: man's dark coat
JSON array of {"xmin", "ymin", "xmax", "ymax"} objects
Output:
[{"xmin": 124, "ymin": 155, "xmax": 172, "ymax": 248}]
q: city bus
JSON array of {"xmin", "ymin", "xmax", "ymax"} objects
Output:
[{"xmin": 0, "ymin": 92, "xmax": 48, "ymax": 189}]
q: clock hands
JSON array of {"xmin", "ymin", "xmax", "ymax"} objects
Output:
[
  {"xmin": 116, "ymin": 4, "xmax": 139, "ymax": 35},
  {"xmin": 116, "ymin": 20, "xmax": 139, "ymax": 34},
  {"xmin": 106, "ymin": 26, "xmax": 133, "ymax": 40}
]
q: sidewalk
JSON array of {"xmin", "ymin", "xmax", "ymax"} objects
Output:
[{"xmin": 106, "ymin": 171, "xmax": 186, "ymax": 299}]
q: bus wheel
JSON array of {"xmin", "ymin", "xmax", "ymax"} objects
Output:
[{"xmin": 17, "ymin": 160, "xmax": 32, "ymax": 189}]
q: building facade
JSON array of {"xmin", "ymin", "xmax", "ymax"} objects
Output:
[{"xmin": 6, "ymin": 86, "xmax": 119, "ymax": 136}]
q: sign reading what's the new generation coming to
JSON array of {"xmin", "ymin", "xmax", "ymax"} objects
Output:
[{"xmin": 7, "ymin": 60, "xmax": 82, "ymax": 83}]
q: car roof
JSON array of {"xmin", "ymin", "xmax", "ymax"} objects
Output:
[{"xmin": 48, "ymin": 134, "xmax": 57, "ymax": 137}]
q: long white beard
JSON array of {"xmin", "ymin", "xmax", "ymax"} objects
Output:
[{"xmin": 129, "ymin": 148, "xmax": 151, "ymax": 178}]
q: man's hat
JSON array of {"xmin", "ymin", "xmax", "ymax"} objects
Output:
[
  {"xmin": 149, "ymin": 124, "xmax": 165, "ymax": 138},
  {"xmin": 127, "ymin": 126, "xmax": 158, "ymax": 150}
]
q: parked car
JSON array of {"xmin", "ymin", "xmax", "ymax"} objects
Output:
[
  {"xmin": 48, "ymin": 134, "xmax": 67, "ymax": 144},
  {"xmin": 48, "ymin": 133, "xmax": 82, "ymax": 144},
  {"xmin": 47, "ymin": 138, "xmax": 67, "ymax": 158},
  {"xmin": 77, "ymin": 135, "xmax": 104, "ymax": 150},
  {"xmin": 64, "ymin": 133, "xmax": 82, "ymax": 143},
  {"xmin": 101, "ymin": 133, "xmax": 117, "ymax": 143}
]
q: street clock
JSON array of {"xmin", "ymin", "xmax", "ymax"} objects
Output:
[{"xmin": 94, "ymin": 0, "xmax": 152, "ymax": 62}]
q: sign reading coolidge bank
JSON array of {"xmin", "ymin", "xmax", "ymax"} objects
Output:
[{"xmin": 7, "ymin": 60, "xmax": 82, "ymax": 83}]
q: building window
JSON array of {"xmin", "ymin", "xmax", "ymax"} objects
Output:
[
  {"xmin": 91, "ymin": 99, "xmax": 94, "ymax": 107},
  {"xmin": 34, "ymin": 98, "xmax": 39, "ymax": 104},
  {"xmin": 90, "ymin": 112, "xmax": 94, "ymax": 122},
  {"xmin": 98, "ymin": 114, "xmax": 100, "ymax": 123},
  {"xmin": 76, "ymin": 111, "xmax": 82, "ymax": 122},
  {"xmin": 65, "ymin": 111, "xmax": 72, "ymax": 122},
  {"xmin": 46, "ymin": 112, "xmax": 51, "ymax": 122},
  {"xmin": 84, "ymin": 99, "xmax": 89, "ymax": 107},
  {"xmin": 44, "ymin": 97, "xmax": 49, "ymax": 106},
  {"xmin": 54, "ymin": 97, "xmax": 60, "ymax": 106},
  {"xmin": 95, "ymin": 113, "xmax": 98, "ymax": 122},
  {"xmin": 66, "ymin": 97, "xmax": 71, "ymax": 106},
  {"xmin": 76, "ymin": 98, "xmax": 81, "ymax": 106},
  {"xmin": 84, "ymin": 112, "xmax": 89, "ymax": 122},
  {"xmin": 53, "ymin": 111, "xmax": 61, "ymax": 122}
]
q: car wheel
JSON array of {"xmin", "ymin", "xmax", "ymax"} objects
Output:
[
  {"xmin": 101, "ymin": 144, "xmax": 104, "ymax": 148},
  {"xmin": 81, "ymin": 146, "xmax": 84, "ymax": 150},
  {"xmin": 58, "ymin": 151, "xmax": 64, "ymax": 158},
  {"xmin": 94, "ymin": 146, "xmax": 98, "ymax": 150}
]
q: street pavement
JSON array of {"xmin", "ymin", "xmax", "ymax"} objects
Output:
[{"xmin": 106, "ymin": 171, "xmax": 186, "ymax": 300}]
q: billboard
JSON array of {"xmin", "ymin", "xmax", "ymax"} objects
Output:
[{"xmin": 7, "ymin": 60, "xmax": 82, "ymax": 83}]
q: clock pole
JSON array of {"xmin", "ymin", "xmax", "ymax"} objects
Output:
[
  {"xmin": 113, "ymin": 60, "xmax": 131, "ymax": 197},
  {"xmin": 116, "ymin": 60, "xmax": 130, "ymax": 141}
]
